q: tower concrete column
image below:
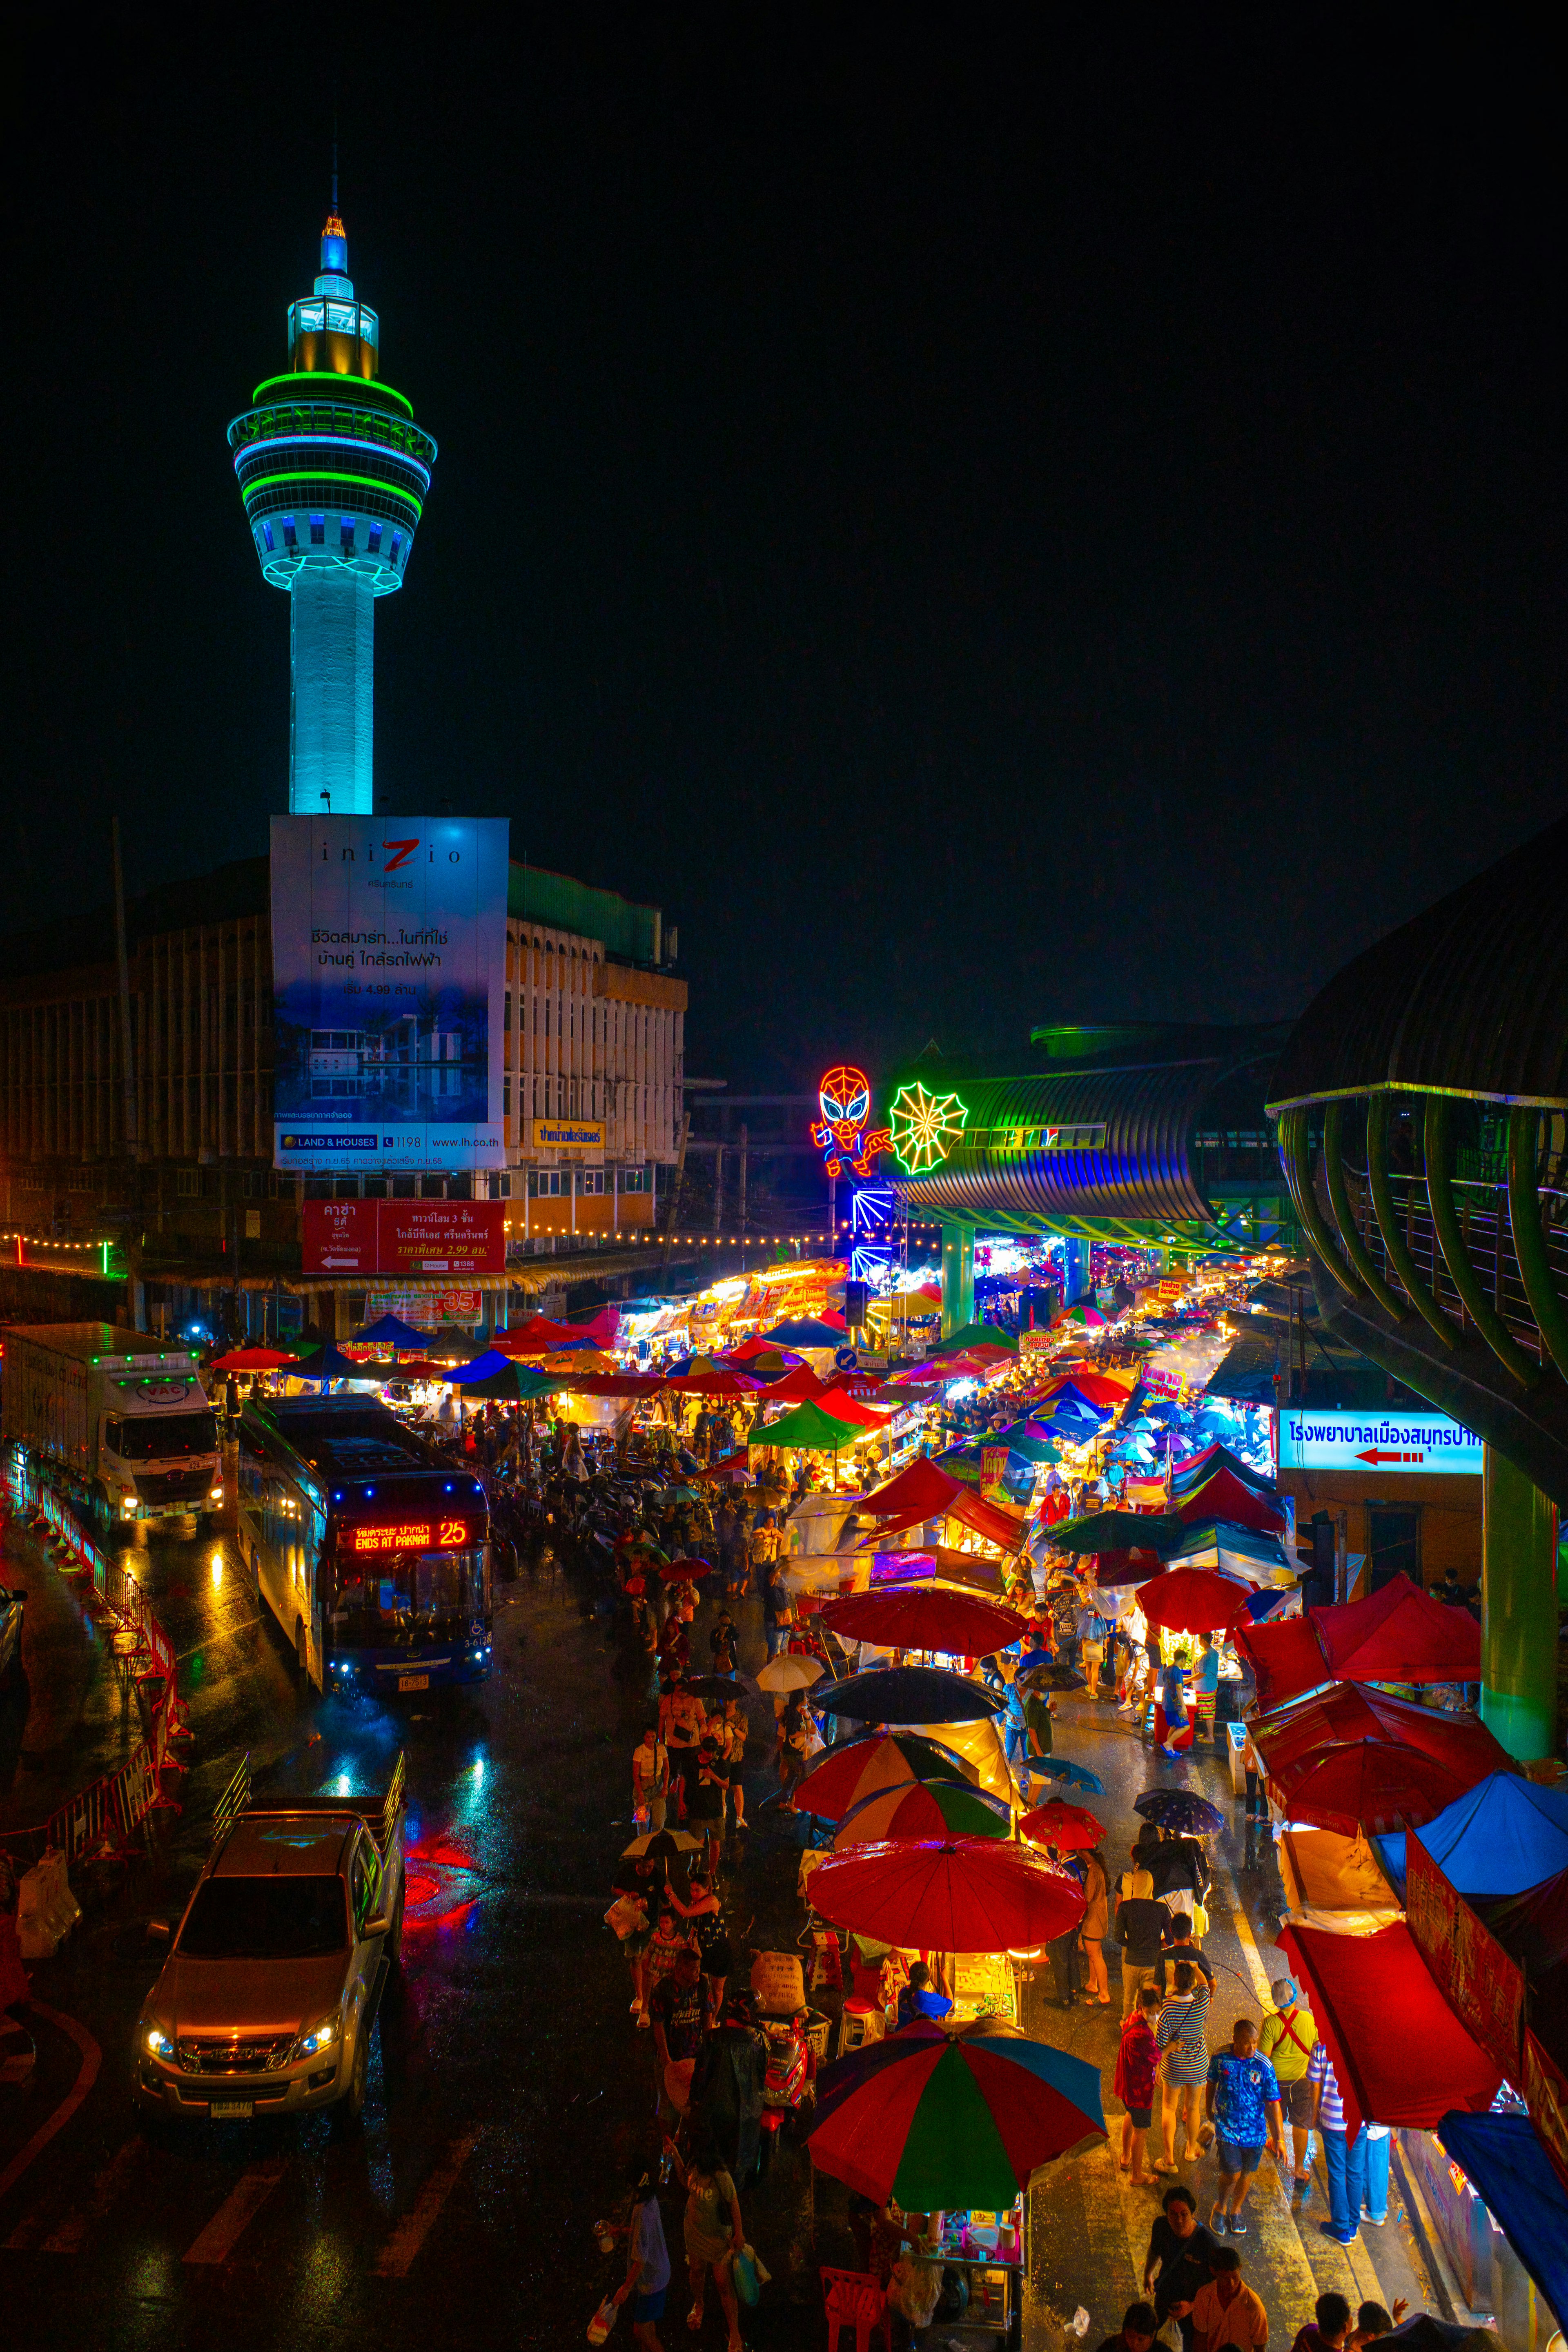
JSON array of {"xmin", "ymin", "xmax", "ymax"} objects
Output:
[
  {"xmin": 941, "ymin": 1221, "xmax": 974, "ymax": 1338},
  {"xmin": 1480, "ymin": 1444, "xmax": 1559, "ymax": 1760},
  {"xmin": 290, "ymin": 566, "xmax": 375, "ymax": 814}
]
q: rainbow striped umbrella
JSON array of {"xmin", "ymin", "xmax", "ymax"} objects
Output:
[
  {"xmin": 831, "ymin": 1777, "xmax": 1012, "ymax": 1851},
  {"xmin": 806, "ymin": 2016, "xmax": 1105, "ymax": 2207}
]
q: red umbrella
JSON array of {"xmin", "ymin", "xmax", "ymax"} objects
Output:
[
  {"xmin": 657, "ymin": 1557, "xmax": 708, "ymax": 1584},
  {"xmin": 1252, "ymin": 1683, "xmax": 1513, "ymax": 1784},
  {"xmin": 1019, "ymin": 1800, "xmax": 1105, "ymax": 1852},
  {"xmin": 209, "ymin": 1347, "xmax": 299, "ymax": 1372},
  {"xmin": 1269, "ymin": 1738, "xmax": 1478, "ymax": 1836},
  {"xmin": 1091, "ymin": 1548, "xmax": 1167, "ymax": 1589},
  {"xmin": 806, "ymin": 1837, "xmax": 1086, "ymax": 1951},
  {"xmin": 818, "ymin": 1589, "xmax": 1029, "ymax": 1655},
  {"xmin": 1135, "ymin": 1564, "xmax": 1255, "ymax": 1635}
]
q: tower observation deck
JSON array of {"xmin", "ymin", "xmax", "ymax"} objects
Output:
[{"xmin": 228, "ymin": 213, "xmax": 437, "ymax": 815}]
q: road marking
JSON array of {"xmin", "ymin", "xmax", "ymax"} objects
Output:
[
  {"xmin": 182, "ymin": 2159, "xmax": 288, "ymax": 2265},
  {"xmin": 38, "ymin": 2133, "xmax": 146, "ymax": 2253},
  {"xmin": 371, "ymin": 2132, "xmax": 480, "ymax": 2277},
  {"xmin": 0, "ymin": 2002, "xmax": 102, "ymax": 2207}
]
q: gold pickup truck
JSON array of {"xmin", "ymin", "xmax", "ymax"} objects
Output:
[{"xmin": 135, "ymin": 1753, "xmax": 405, "ymax": 2128}]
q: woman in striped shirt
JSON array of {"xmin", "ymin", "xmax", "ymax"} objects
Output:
[{"xmin": 1154, "ymin": 1960, "xmax": 1212, "ymax": 2172}]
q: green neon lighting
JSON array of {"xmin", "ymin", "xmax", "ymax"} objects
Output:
[
  {"xmin": 240, "ymin": 470, "xmax": 422, "ymax": 518},
  {"xmin": 252, "ymin": 371, "xmax": 415, "ymax": 419},
  {"xmin": 889, "ymin": 1082, "xmax": 969, "ymax": 1174}
]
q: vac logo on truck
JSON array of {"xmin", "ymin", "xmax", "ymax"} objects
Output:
[{"xmin": 1276, "ymin": 1408, "xmax": 1483, "ymax": 1476}]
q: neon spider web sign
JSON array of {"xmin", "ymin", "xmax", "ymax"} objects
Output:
[{"xmin": 888, "ymin": 1082, "xmax": 969, "ymax": 1174}]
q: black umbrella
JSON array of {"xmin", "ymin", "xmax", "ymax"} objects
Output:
[
  {"xmin": 1133, "ymin": 1788, "xmax": 1227, "ymax": 1836},
  {"xmin": 684, "ymin": 1674, "xmax": 751, "ymax": 1702},
  {"xmin": 813, "ymin": 1665, "xmax": 1005, "ymax": 1724}
]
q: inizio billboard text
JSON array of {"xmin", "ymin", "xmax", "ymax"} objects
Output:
[
  {"xmin": 1276, "ymin": 1407, "xmax": 1483, "ymax": 1476},
  {"xmin": 271, "ymin": 815, "xmax": 508, "ymax": 1174}
]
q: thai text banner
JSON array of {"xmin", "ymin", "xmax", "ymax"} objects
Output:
[
  {"xmin": 272, "ymin": 814, "xmax": 508, "ymax": 1173},
  {"xmin": 1276, "ymin": 1407, "xmax": 1483, "ymax": 1475}
]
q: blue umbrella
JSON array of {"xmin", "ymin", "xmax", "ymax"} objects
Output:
[
  {"xmin": 291, "ymin": 1341, "xmax": 371, "ymax": 1381},
  {"xmin": 1134, "ymin": 1787, "xmax": 1227, "ymax": 1835},
  {"xmin": 1031, "ymin": 1757, "xmax": 1106, "ymax": 1794}
]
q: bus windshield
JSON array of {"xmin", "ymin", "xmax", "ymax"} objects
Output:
[{"xmin": 328, "ymin": 1546, "xmax": 486, "ymax": 1646}]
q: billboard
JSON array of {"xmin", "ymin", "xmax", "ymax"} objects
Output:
[
  {"xmin": 271, "ymin": 815, "xmax": 508, "ymax": 1174},
  {"xmin": 1276, "ymin": 1406, "xmax": 1483, "ymax": 1476},
  {"xmin": 301, "ymin": 1199, "xmax": 506, "ymax": 1276}
]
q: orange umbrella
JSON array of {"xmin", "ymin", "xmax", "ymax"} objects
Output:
[{"xmin": 1019, "ymin": 1799, "xmax": 1105, "ymax": 1852}]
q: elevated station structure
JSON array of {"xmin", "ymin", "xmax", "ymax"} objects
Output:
[
  {"xmin": 892, "ymin": 1022, "xmax": 1294, "ymax": 1333},
  {"xmin": 1267, "ymin": 813, "xmax": 1568, "ymax": 1757}
]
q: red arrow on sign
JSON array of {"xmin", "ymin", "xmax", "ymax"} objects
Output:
[{"xmin": 1356, "ymin": 1448, "xmax": 1424, "ymax": 1465}]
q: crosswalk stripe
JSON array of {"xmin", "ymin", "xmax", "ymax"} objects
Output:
[
  {"xmin": 182, "ymin": 2159, "xmax": 288, "ymax": 2265},
  {"xmin": 39, "ymin": 2134, "xmax": 146, "ymax": 2253},
  {"xmin": 371, "ymin": 2132, "xmax": 480, "ymax": 2278}
]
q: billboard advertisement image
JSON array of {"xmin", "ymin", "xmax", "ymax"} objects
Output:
[
  {"xmin": 271, "ymin": 815, "xmax": 508, "ymax": 1174},
  {"xmin": 1276, "ymin": 1406, "xmax": 1483, "ymax": 1476}
]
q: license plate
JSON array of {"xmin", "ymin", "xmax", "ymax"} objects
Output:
[
  {"xmin": 399, "ymin": 1675, "xmax": 429, "ymax": 1692},
  {"xmin": 210, "ymin": 2100, "xmax": 253, "ymax": 2120}
]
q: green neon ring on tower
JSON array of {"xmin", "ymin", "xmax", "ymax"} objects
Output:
[
  {"xmin": 239, "ymin": 470, "xmax": 423, "ymax": 518},
  {"xmin": 252, "ymin": 370, "xmax": 415, "ymax": 418}
]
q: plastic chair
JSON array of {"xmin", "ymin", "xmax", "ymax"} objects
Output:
[
  {"xmin": 821, "ymin": 2267, "xmax": 892, "ymax": 2352},
  {"xmin": 837, "ymin": 1998, "xmax": 885, "ymax": 2058}
]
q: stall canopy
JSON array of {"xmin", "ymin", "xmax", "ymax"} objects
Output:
[
  {"xmin": 864, "ymin": 1457, "xmax": 964, "ymax": 1520},
  {"xmin": 352, "ymin": 1312, "xmax": 434, "ymax": 1347},
  {"xmin": 1382, "ymin": 1774, "xmax": 1568, "ymax": 1905},
  {"xmin": 1270, "ymin": 1736, "xmax": 1480, "ymax": 1836},
  {"xmin": 933, "ymin": 1321, "xmax": 1018, "ymax": 1356},
  {"xmin": 760, "ymin": 1318, "xmax": 847, "ymax": 1347},
  {"xmin": 1436, "ymin": 2111, "xmax": 1568, "ymax": 2336},
  {"xmin": 1280, "ymin": 1920, "xmax": 1502, "ymax": 2142},
  {"xmin": 1253, "ymin": 1685, "xmax": 1515, "ymax": 1788},
  {"xmin": 1234, "ymin": 1570, "xmax": 1480, "ymax": 1711},
  {"xmin": 1170, "ymin": 1443, "xmax": 1276, "ymax": 1498},
  {"xmin": 494, "ymin": 1316, "xmax": 591, "ymax": 1354},
  {"xmin": 1049, "ymin": 1510, "xmax": 1185, "ymax": 1557},
  {"xmin": 1173, "ymin": 1469, "xmax": 1286, "ymax": 1534},
  {"xmin": 757, "ymin": 1363, "xmax": 827, "ymax": 1404},
  {"xmin": 753, "ymin": 1399, "xmax": 864, "ymax": 1450},
  {"xmin": 1165, "ymin": 1520, "xmax": 1295, "ymax": 1585},
  {"xmin": 1313, "ymin": 1572, "xmax": 1482, "ymax": 1687}
]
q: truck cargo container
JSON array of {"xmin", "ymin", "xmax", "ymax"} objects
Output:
[{"xmin": 1, "ymin": 1323, "xmax": 223, "ymax": 1526}]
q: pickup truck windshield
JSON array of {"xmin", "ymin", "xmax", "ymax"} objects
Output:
[
  {"xmin": 106, "ymin": 1411, "xmax": 219, "ymax": 1461},
  {"xmin": 330, "ymin": 1546, "xmax": 484, "ymax": 1644},
  {"xmin": 178, "ymin": 1875, "xmax": 347, "ymax": 1958}
]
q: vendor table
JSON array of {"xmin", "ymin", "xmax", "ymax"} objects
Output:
[
  {"xmin": 950, "ymin": 1950, "xmax": 1019, "ymax": 2025},
  {"xmin": 932, "ymin": 2208, "xmax": 1024, "ymax": 2343}
]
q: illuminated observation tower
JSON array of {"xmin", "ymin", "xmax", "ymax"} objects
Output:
[{"xmin": 228, "ymin": 205, "xmax": 436, "ymax": 815}]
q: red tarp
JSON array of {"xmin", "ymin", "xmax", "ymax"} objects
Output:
[
  {"xmin": 664, "ymin": 1370, "xmax": 764, "ymax": 1396},
  {"xmin": 1254, "ymin": 1683, "xmax": 1515, "ymax": 1784},
  {"xmin": 1174, "ymin": 1468, "xmax": 1285, "ymax": 1533},
  {"xmin": 1313, "ymin": 1571, "xmax": 1481, "ymax": 1686},
  {"xmin": 1092, "ymin": 1549, "xmax": 1167, "ymax": 1588},
  {"xmin": 758, "ymin": 1364, "xmax": 828, "ymax": 1403},
  {"xmin": 950, "ymin": 1490, "xmax": 1028, "ymax": 1550},
  {"xmin": 1170, "ymin": 1442, "xmax": 1276, "ymax": 1499},
  {"xmin": 1233, "ymin": 1613, "xmax": 1332, "ymax": 1710},
  {"xmin": 1281, "ymin": 1920, "xmax": 1502, "ymax": 2143},
  {"xmin": 567, "ymin": 1374, "xmax": 668, "ymax": 1398},
  {"xmin": 494, "ymin": 1316, "xmax": 584, "ymax": 1354},
  {"xmin": 813, "ymin": 1386, "xmax": 889, "ymax": 1430},
  {"xmin": 864, "ymin": 1458, "xmax": 965, "ymax": 1520},
  {"xmin": 1269, "ymin": 1736, "xmax": 1479, "ymax": 1836}
]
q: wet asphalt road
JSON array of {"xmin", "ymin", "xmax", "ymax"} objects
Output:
[{"xmin": 0, "ymin": 1482, "xmax": 830, "ymax": 2352}]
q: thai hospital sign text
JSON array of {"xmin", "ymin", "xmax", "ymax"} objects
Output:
[{"xmin": 1276, "ymin": 1408, "xmax": 1483, "ymax": 1476}]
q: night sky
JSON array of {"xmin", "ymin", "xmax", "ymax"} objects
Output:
[{"xmin": 9, "ymin": 13, "xmax": 1563, "ymax": 1092}]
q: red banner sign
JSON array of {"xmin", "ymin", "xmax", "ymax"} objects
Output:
[
  {"xmin": 302, "ymin": 1199, "xmax": 506, "ymax": 1277},
  {"xmin": 1405, "ymin": 1831, "xmax": 1523, "ymax": 2085},
  {"xmin": 1522, "ymin": 2030, "xmax": 1568, "ymax": 2198}
]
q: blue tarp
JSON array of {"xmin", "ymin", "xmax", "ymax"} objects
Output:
[
  {"xmin": 1401, "ymin": 1773, "xmax": 1568, "ymax": 1902},
  {"xmin": 1437, "ymin": 2110, "xmax": 1568, "ymax": 2329}
]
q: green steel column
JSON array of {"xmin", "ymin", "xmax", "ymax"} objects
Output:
[
  {"xmin": 1480, "ymin": 1444, "xmax": 1560, "ymax": 1760},
  {"xmin": 941, "ymin": 1222, "xmax": 975, "ymax": 1339}
]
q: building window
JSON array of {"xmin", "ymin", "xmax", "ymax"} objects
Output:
[
  {"xmin": 261, "ymin": 521, "xmax": 275, "ymax": 553},
  {"xmin": 504, "ymin": 990, "xmax": 512, "ymax": 1031},
  {"xmin": 503, "ymin": 1074, "xmax": 512, "ymax": 1115},
  {"xmin": 528, "ymin": 1171, "xmax": 563, "ymax": 1198},
  {"xmin": 581, "ymin": 1169, "xmax": 604, "ymax": 1195},
  {"xmin": 419, "ymin": 1174, "xmax": 445, "ymax": 1198},
  {"xmin": 368, "ymin": 521, "xmax": 383, "ymax": 554},
  {"xmin": 391, "ymin": 1175, "xmax": 417, "ymax": 1199},
  {"xmin": 68, "ymin": 1169, "xmax": 93, "ymax": 1193},
  {"xmin": 494, "ymin": 1172, "xmax": 512, "ymax": 1198},
  {"xmin": 622, "ymin": 1165, "xmax": 650, "ymax": 1193},
  {"xmin": 282, "ymin": 517, "xmax": 297, "ymax": 547},
  {"xmin": 362, "ymin": 1176, "xmax": 388, "ymax": 1198},
  {"xmin": 341, "ymin": 517, "xmax": 356, "ymax": 552},
  {"xmin": 310, "ymin": 514, "xmax": 325, "ymax": 545},
  {"xmin": 176, "ymin": 1168, "xmax": 200, "ymax": 1198},
  {"xmin": 390, "ymin": 530, "xmax": 403, "ymax": 561},
  {"xmin": 334, "ymin": 1177, "xmax": 360, "ymax": 1198},
  {"xmin": 303, "ymin": 1176, "xmax": 335, "ymax": 1199}
]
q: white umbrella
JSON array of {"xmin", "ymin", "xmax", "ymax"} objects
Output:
[{"xmin": 756, "ymin": 1655, "xmax": 824, "ymax": 1693}]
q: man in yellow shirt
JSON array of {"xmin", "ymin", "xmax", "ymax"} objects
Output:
[{"xmin": 1257, "ymin": 1975, "xmax": 1319, "ymax": 2195}]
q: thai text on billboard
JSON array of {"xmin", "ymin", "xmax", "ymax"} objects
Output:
[
  {"xmin": 1276, "ymin": 1406, "xmax": 1483, "ymax": 1476},
  {"xmin": 271, "ymin": 815, "xmax": 508, "ymax": 1173},
  {"xmin": 301, "ymin": 1199, "xmax": 506, "ymax": 1276}
]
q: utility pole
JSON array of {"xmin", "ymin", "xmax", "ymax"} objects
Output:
[
  {"xmin": 738, "ymin": 1124, "xmax": 748, "ymax": 1271},
  {"xmin": 714, "ymin": 1141, "xmax": 726, "ymax": 1233},
  {"xmin": 661, "ymin": 1113, "xmax": 691, "ymax": 1278},
  {"xmin": 112, "ymin": 815, "xmax": 146, "ymax": 1329}
]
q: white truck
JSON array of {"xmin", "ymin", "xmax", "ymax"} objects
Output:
[{"xmin": 1, "ymin": 1322, "xmax": 223, "ymax": 1527}]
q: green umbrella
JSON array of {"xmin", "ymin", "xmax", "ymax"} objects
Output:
[
  {"xmin": 1049, "ymin": 1508, "xmax": 1184, "ymax": 1555},
  {"xmin": 992, "ymin": 1423, "xmax": 1065, "ymax": 1465},
  {"xmin": 753, "ymin": 1398, "xmax": 864, "ymax": 1450},
  {"xmin": 453, "ymin": 1363, "xmax": 566, "ymax": 1401},
  {"xmin": 932, "ymin": 1321, "xmax": 1019, "ymax": 1356}
]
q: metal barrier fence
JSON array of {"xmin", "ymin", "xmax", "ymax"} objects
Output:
[{"xmin": 1, "ymin": 1451, "xmax": 193, "ymax": 1871}]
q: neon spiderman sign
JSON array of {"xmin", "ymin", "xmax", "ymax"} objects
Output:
[{"xmin": 810, "ymin": 1064, "xmax": 892, "ymax": 1179}]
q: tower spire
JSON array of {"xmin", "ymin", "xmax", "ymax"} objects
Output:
[{"xmin": 331, "ymin": 109, "xmax": 339, "ymax": 219}]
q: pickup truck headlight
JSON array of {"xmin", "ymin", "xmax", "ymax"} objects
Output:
[
  {"xmin": 144, "ymin": 2025, "xmax": 174, "ymax": 2059},
  {"xmin": 290, "ymin": 2013, "xmax": 341, "ymax": 2064}
]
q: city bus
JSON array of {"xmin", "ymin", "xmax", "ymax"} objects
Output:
[{"xmin": 236, "ymin": 1395, "xmax": 493, "ymax": 1695}]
